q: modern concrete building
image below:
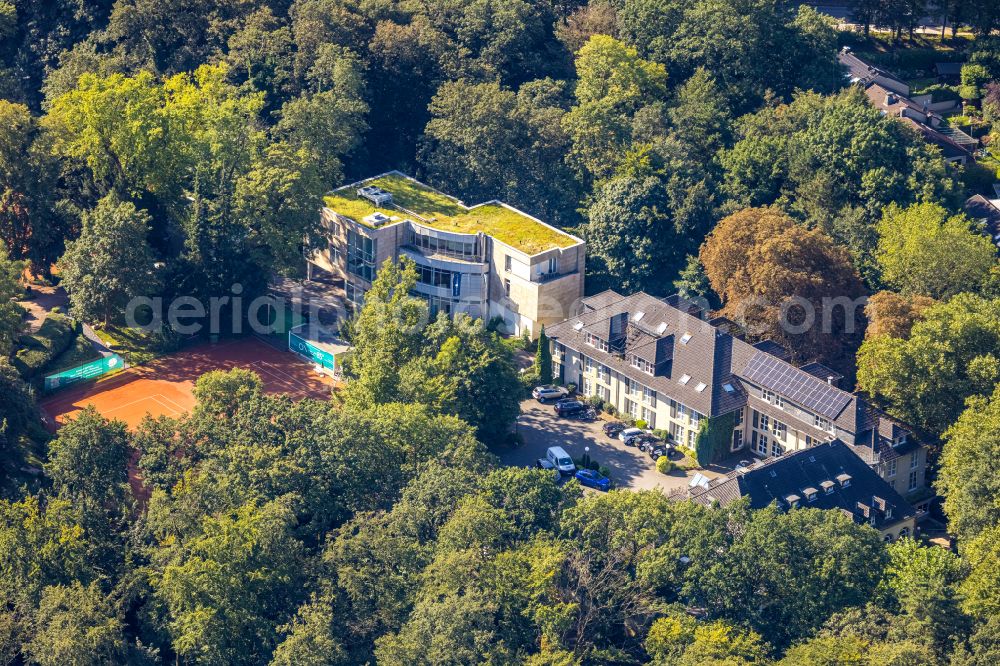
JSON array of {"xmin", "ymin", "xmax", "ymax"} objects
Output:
[
  {"xmin": 309, "ymin": 171, "xmax": 585, "ymax": 338},
  {"xmin": 546, "ymin": 290, "xmax": 933, "ymax": 515}
]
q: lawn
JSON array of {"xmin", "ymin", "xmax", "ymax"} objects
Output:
[{"xmin": 324, "ymin": 172, "xmax": 579, "ymax": 255}]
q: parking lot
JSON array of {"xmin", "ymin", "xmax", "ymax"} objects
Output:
[{"xmin": 500, "ymin": 398, "xmax": 714, "ymax": 493}]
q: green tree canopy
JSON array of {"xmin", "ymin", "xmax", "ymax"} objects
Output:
[
  {"xmin": 875, "ymin": 202, "xmax": 996, "ymax": 299},
  {"xmin": 857, "ymin": 294, "xmax": 1000, "ymax": 435}
]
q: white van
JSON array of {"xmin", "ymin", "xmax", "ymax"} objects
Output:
[{"xmin": 546, "ymin": 446, "xmax": 576, "ymax": 475}]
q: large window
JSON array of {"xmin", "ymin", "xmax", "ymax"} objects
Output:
[
  {"xmin": 423, "ymin": 294, "xmax": 456, "ymax": 318},
  {"xmin": 416, "ymin": 264, "xmax": 454, "ymax": 290},
  {"xmin": 347, "ymin": 230, "xmax": 376, "ymax": 281},
  {"xmin": 410, "ymin": 228, "xmax": 479, "ymax": 260}
]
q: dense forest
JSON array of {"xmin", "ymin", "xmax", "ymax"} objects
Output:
[{"xmin": 3, "ymin": 0, "xmax": 1000, "ymax": 664}]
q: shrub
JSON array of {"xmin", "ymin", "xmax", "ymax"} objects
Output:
[
  {"xmin": 656, "ymin": 456, "xmax": 674, "ymax": 474},
  {"xmin": 652, "ymin": 429, "xmax": 669, "ymax": 441},
  {"xmin": 605, "ymin": 405, "xmax": 618, "ymax": 417},
  {"xmin": 586, "ymin": 395, "xmax": 605, "ymax": 410},
  {"xmin": 50, "ymin": 306, "xmax": 63, "ymax": 314},
  {"xmin": 597, "ymin": 465, "xmax": 612, "ymax": 480},
  {"xmin": 635, "ymin": 419, "xmax": 647, "ymax": 429},
  {"xmin": 13, "ymin": 314, "xmax": 79, "ymax": 378},
  {"xmin": 566, "ymin": 383, "xmax": 577, "ymax": 394}
]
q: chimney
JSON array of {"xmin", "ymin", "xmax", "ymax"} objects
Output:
[{"xmin": 826, "ymin": 375, "xmax": 834, "ymax": 385}]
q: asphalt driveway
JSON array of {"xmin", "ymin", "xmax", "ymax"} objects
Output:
[{"xmin": 500, "ymin": 399, "xmax": 703, "ymax": 493}]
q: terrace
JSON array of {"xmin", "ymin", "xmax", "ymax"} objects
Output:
[{"xmin": 323, "ymin": 172, "xmax": 579, "ymax": 256}]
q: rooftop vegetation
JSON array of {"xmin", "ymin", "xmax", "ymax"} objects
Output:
[{"xmin": 323, "ymin": 173, "xmax": 579, "ymax": 255}]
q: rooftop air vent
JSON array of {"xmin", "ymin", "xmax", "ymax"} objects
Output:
[
  {"xmin": 363, "ymin": 212, "xmax": 391, "ymax": 227},
  {"xmin": 357, "ymin": 185, "xmax": 393, "ymax": 206}
]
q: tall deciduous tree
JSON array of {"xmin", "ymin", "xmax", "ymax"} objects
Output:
[
  {"xmin": 876, "ymin": 202, "xmax": 996, "ymax": 299},
  {"xmin": 700, "ymin": 207, "xmax": 866, "ymax": 365},
  {"xmin": 586, "ymin": 175, "xmax": 680, "ymax": 293},
  {"xmin": 938, "ymin": 383, "xmax": 1000, "ymax": 541},
  {"xmin": 58, "ymin": 194, "xmax": 159, "ymax": 326},
  {"xmin": 857, "ymin": 294, "xmax": 1000, "ymax": 436},
  {"xmin": 563, "ymin": 35, "xmax": 668, "ymax": 181}
]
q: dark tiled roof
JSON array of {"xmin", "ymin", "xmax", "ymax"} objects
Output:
[
  {"xmin": 965, "ymin": 195, "xmax": 1000, "ymax": 244},
  {"xmin": 839, "ymin": 51, "xmax": 907, "ymax": 87},
  {"xmin": 799, "ymin": 362, "xmax": 843, "ymax": 385},
  {"xmin": 679, "ymin": 440, "xmax": 916, "ymax": 531},
  {"xmin": 550, "ymin": 291, "xmax": 894, "ymax": 438}
]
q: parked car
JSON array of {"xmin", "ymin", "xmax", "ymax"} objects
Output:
[
  {"xmin": 546, "ymin": 446, "xmax": 576, "ymax": 475},
  {"xmin": 574, "ymin": 469, "xmax": 611, "ymax": 492},
  {"xmin": 533, "ymin": 385, "xmax": 569, "ymax": 403},
  {"xmin": 554, "ymin": 400, "xmax": 588, "ymax": 417},
  {"xmin": 534, "ymin": 458, "xmax": 561, "ymax": 482},
  {"xmin": 618, "ymin": 427, "xmax": 643, "ymax": 442},
  {"xmin": 603, "ymin": 421, "xmax": 627, "ymax": 438},
  {"xmin": 648, "ymin": 446, "xmax": 667, "ymax": 461},
  {"xmin": 628, "ymin": 433, "xmax": 654, "ymax": 449}
]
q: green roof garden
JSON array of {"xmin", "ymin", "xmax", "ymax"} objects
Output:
[{"xmin": 323, "ymin": 172, "xmax": 580, "ymax": 255}]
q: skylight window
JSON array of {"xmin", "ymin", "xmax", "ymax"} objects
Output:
[
  {"xmin": 656, "ymin": 322, "xmax": 667, "ymax": 335},
  {"xmin": 679, "ymin": 374, "xmax": 691, "ymax": 385},
  {"xmin": 695, "ymin": 382, "xmax": 707, "ymax": 392},
  {"xmin": 573, "ymin": 321, "xmax": 583, "ymax": 331},
  {"xmin": 680, "ymin": 332, "xmax": 692, "ymax": 344},
  {"xmin": 722, "ymin": 383, "xmax": 735, "ymax": 393},
  {"xmin": 633, "ymin": 311, "xmax": 645, "ymax": 322}
]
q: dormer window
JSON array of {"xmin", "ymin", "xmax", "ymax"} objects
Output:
[
  {"xmin": 894, "ymin": 433, "xmax": 908, "ymax": 446},
  {"xmin": 803, "ymin": 487, "xmax": 818, "ymax": 502},
  {"xmin": 821, "ymin": 480, "xmax": 836, "ymax": 494},
  {"xmin": 784, "ymin": 494, "xmax": 801, "ymax": 509},
  {"xmin": 630, "ymin": 355, "xmax": 654, "ymax": 374},
  {"xmin": 836, "ymin": 473, "xmax": 852, "ymax": 488}
]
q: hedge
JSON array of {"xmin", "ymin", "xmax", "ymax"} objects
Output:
[{"xmin": 13, "ymin": 314, "xmax": 80, "ymax": 378}]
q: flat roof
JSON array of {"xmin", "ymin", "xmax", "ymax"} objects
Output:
[{"xmin": 323, "ymin": 172, "xmax": 581, "ymax": 255}]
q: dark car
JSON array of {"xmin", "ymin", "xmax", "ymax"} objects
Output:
[
  {"xmin": 603, "ymin": 421, "xmax": 627, "ymax": 438},
  {"xmin": 554, "ymin": 400, "xmax": 587, "ymax": 417},
  {"xmin": 648, "ymin": 446, "xmax": 667, "ymax": 461},
  {"xmin": 574, "ymin": 469, "xmax": 611, "ymax": 492}
]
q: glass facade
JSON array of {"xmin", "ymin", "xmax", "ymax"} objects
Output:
[
  {"xmin": 409, "ymin": 228, "xmax": 480, "ymax": 260},
  {"xmin": 347, "ymin": 230, "xmax": 377, "ymax": 282}
]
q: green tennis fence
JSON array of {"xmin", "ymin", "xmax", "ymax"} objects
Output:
[{"xmin": 43, "ymin": 354, "xmax": 126, "ymax": 392}]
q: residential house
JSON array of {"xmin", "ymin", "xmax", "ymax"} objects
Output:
[
  {"xmin": 674, "ymin": 440, "xmax": 918, "ymax": 542},
  {"xmin": 965, "ymin": 194, "xmax": 1000, "ymax": 250},
  {"xmin": 842, "ymin": 49, "xmax": 973, "ymax": 164},
  {"xmin": 546, "ymin": 290, "xmax": 933, "ymax": 515},
  {"xmin": 311, "ymin": 171, "xmax": 585, "ymax": 338},
  {"xmin": 839, "ymin": 48, "xmax": 911, "ymax": 96}
]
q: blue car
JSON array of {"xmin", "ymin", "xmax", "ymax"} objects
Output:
[{"xmin": 574, "ymin": 469, "xmax": 611, "ymax": 492}]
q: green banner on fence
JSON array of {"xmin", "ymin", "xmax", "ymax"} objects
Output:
[
  {"xmin": 44, "ymin": 354, "xmax": 125, "ymax": 392},
  {"xmin": 288, "ymin": 331, "xmax": 336, "ymax": 370}
]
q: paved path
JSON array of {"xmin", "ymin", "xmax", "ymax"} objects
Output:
[{"xmin": 17, "ymin": 285, "xmax": 68, "ymax": 333}]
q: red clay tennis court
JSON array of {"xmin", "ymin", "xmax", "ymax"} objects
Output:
[{"xmin": 40, "ymin": 337, "xmax": 335, "ymax": 430}]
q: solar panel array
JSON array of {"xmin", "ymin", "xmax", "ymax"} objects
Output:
[{"xmin": 742, "ymin": 352, "xmax": 852, "ymax": 419}]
